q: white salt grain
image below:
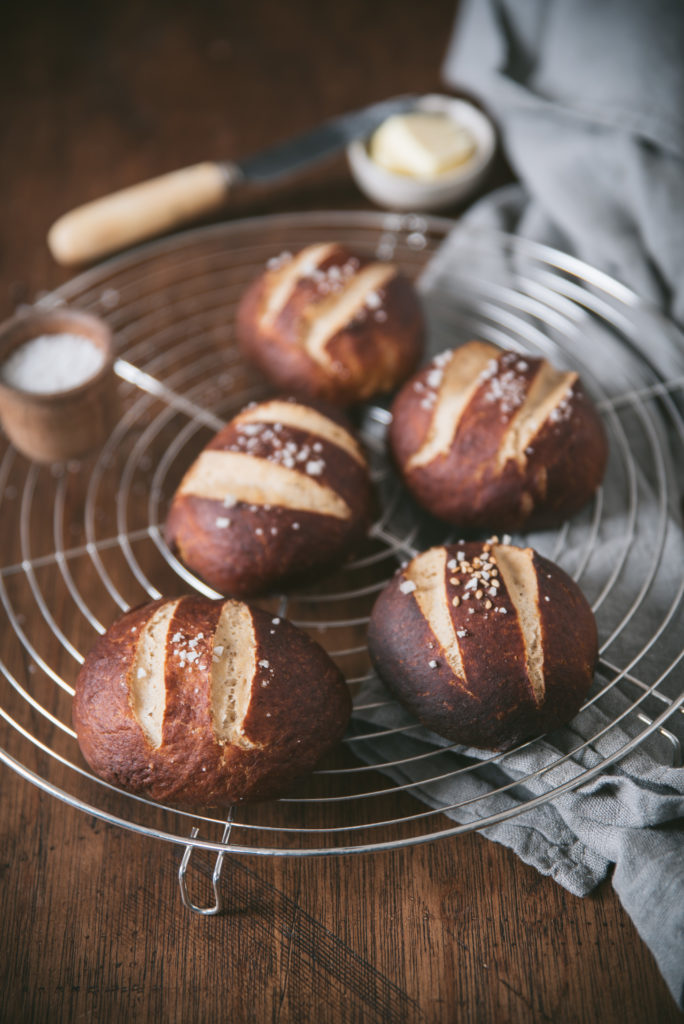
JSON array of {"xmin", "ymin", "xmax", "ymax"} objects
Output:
[
  {"xmin": 2, "ymin": 333, "xmax": 105, "ymax": 394},
  {"xmin": 99, "ymin": 288, "xmax": 120, "ymax": 310}
]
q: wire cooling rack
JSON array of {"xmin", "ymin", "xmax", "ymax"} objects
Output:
[{"xmin": 2, "ymin": 212, "xmax": 683, "ymax": 911}]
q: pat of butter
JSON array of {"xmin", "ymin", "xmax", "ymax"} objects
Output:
[{"xmin": 370, "ymin": 112, "xmax": 476, "ymax": 181}]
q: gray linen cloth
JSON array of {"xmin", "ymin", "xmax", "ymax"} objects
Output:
[
  {"xmin": 354, "ymin": 0, "xmax": 684, "ymax": 1007},
  {"xmin": 442, "ymin": 0, "xmax": 684, "ymax": 323}
]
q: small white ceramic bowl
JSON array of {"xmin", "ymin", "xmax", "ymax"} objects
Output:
[{"xmin": 347, "ymin": 94, "xmax": 496, "ymax": 212}]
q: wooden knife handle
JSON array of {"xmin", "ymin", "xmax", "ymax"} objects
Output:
[{"xmin": 47, "ymin": 161, "xmax": 240, "ymax": 266}]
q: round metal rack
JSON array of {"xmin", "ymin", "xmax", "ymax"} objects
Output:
[{"xmin": 1, "ymin": 212, "xmax": 683, "ymax": 908}]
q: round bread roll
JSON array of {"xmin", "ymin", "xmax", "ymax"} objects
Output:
[
  {"xmin": 390, "ymin": 341, "xmax": 608, "ymax": 530},
  {"xmin": 236, "ymin": 242, "xmax": 424, "ymax": 405},
  {"xmin": 367, "ymin": 540, "xmax": 598, "ymax": 750},
  {"xmin": 165, "ymin": 398, "xmax": 373, "ymax": 596},
  {"xmin": 73, "ymin": 596, "xmax": 351, "ymax": 807}
]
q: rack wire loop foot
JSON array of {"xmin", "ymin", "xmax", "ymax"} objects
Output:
[{"xmin": 178, "ymin": 811, "xmax": 234, "ymax": 915}]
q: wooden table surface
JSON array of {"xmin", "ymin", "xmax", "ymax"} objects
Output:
[{"xmin": 1, "ymin": 2, "xmax": 681, "ymax": 1022}]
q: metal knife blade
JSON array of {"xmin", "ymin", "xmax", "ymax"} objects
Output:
[{"xmin": 231, "ymin": 94, "xmax": 417, "ymax": 183}]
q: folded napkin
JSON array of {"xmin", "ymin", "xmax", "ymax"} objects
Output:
[
  {"xmin": 355, "ymin": 0, "xmax": 684, "ymax": 1007},
  {"xmin": 442, "ymin": 0, "xmax": 684, "ymax": 325}
]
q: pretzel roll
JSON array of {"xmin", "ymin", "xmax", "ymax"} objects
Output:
[
  {"xmin": 236, "ymin": 243, "xmax": 424, "ymax": 405},
  {"xmin": 73, "ymin": 596, "xmax": 351, "ymax": 807},
  {"xmin": 390, "ymin": 342, "xmax": 608, "ymax": 530},
  {"xmin": 165, "ymin": 398, "xmax": 373, "ymax": 596},
  {"xmin": 368, "ymin": 540, "xmax": 597, "ymax": 750}
]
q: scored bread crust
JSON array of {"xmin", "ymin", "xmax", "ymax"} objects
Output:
[
  {"xmin": 236, "ymin": 243, "xmax": 424, "ymax": 406},
  {"xmin": 367, "ymin": 541, "xmax": 597, "ymax": 750},
  {"xmin": 72, "ymin": 596, "xmax": 352, "ymax": 807},
  {"xmin": 164, "ymin": 398, "xmax": 374, "ymax": 596},
  {"xmin": 390, "ymin": 343, "xmax": 608, "ymax": 530}
]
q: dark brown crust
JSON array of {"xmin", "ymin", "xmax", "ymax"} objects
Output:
[
  {"xmin": 236, "ymin": 244, "xmax": 424, "ymax": 406},
  {"xmin": 164, "ymin": 399, "xmax": 374, "ymax": 597},
  {"xmin": 72, "ymin": 596, "xmax": 352, "ymax": 808},
  {"xmin": 390, "ymin": 347, "xmax": 608, "ymax": 531},
  {"xmin": 367, "ymin": 542, "xmax": 597, "ymax": 750}
]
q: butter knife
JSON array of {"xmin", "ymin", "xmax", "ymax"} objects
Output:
[{"xmin": 47, "ymin": 94, "xmax": 416, "ymax": 266}]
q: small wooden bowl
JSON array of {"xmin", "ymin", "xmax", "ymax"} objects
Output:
[{"xmin": 0, "ymin": 307, "xmax": 117, "ymax": 463}]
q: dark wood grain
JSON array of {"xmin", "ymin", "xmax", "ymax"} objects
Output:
[{"xmin": 0, "ymin": 2, "xmax": 681, "ymax": 1023}]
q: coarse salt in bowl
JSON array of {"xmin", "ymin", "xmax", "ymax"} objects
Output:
[
  {"xmin": 2, "ymin": 332, "xmax": 107, "ymax": 394},
  {"xmin": 0, "ymin": 307, "xmax": 116, "ymax": 463}
]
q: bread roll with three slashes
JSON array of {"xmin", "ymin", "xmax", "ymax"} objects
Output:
[
  {"xmin": 73, "ymin": 596, "xmax": 351, "ymax": 807},
  {"xmin": 390, "ymin": 341, "xmax": 608, "ymax": 530},
  {"xmin": 165, "ymin": 398, "xmax": 373, "ymax": 596},
  {"xmin": 368, "ymin": 540, "xmax": 598, "ymax": 751},
  {"xmin": 236, "ymin": 243, "xmax": 424, "ymax": 405}
]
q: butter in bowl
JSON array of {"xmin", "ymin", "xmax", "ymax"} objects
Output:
[{"xmin": 347, "ymin": 93, "xmax": 496, "ymax": 211}]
